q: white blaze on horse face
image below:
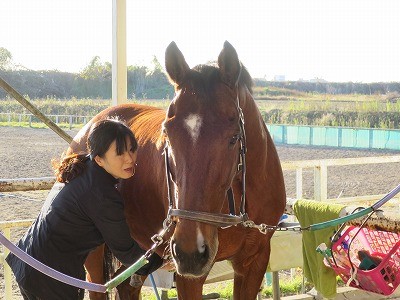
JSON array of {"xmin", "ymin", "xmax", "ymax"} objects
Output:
[
  {"xmin": 196, "ymin": 226, "xmax": 206, "ymax": 253},
  {"xmin": 184, "ymin": 114, "xmax": 202, "ymax": 143}
]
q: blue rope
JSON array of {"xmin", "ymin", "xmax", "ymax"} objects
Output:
[{"xmin": 149, "ymin": 273, "xmax": 161, "ymax": 300}]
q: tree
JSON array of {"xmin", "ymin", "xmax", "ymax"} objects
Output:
[
  {"xmin": 0, "ymin": 47, "xmax": 13, "ymax": 70},
  {"xmin": 79, "ymin": 56, "xmax": 111, "ymax": 80},
  {"xmin": 149, "ymin": 55, "xmax": 163, "ymax": 74}
]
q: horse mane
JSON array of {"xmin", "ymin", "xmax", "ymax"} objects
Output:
[
  {"xmin": 192, "ymin": 62, "xmax": 254, "ymax": 94},
  {"xmin": 123, "ymin": 105, "xmax": 166, "ymax": 148}
]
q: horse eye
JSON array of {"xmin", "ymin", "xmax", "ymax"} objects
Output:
[
  {"xmin": 229, "ymin": 134, "xmax": 240, "ymax": 145},
  {"xmin": 162, "ymin": 126, "xmax": 168, "ymax": 136}
]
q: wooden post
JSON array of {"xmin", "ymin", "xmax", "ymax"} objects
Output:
[
  {"xmin": 314, "ymin": 163, "xmax": 327, "ymax": 201},
  {"xmin": 296, "ymin": 168, "xmax": 303, "ymax": 199},
  {"xmin": 4, "ymin": 227, "xmax": 12, "ymax": 300}
]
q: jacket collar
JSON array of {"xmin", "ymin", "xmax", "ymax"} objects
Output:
[{"xmin": 88, "ymin": 160, "xmax": 120, "ymax": 185}]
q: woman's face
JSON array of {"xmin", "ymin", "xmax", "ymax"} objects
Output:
[{"xmin": 94, "ymin": 137, "xmax": 137, "ymax": 179}]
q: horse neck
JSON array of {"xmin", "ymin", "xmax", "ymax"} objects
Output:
[
  {"xmin": 241, "ymin": 90, "xmax": 270, "ymax": 172},
  {"xmin": 241, "ymin": 91, "xmax": 266, "ymax": 145}
]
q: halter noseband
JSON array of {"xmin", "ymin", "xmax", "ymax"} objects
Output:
[{"xmin": 164, "ymin": 65, "xmax": 248, "ymax": 228}]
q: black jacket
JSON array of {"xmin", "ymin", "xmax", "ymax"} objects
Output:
[{"xmin": 6, "ymin": 160, "xmax": 162, "ymax": 299}]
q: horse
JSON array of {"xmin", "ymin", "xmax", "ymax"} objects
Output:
[{"xmin": 68, "ymin": 41, "xmax": 286, "ymax": 300}]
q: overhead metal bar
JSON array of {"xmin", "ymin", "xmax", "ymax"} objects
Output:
[{"xmin": 0, "ymin": 77, "xmax": 73, "ymax": 144}]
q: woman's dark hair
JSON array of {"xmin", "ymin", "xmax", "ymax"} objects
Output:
[{"xmin": 53, "ymin": 118, "xmax": 137, "ymax": 183}]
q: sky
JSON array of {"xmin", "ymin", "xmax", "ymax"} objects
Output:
[{"xmin": 1, "ymin": 0, "xmax": 400, "ymax": 83}]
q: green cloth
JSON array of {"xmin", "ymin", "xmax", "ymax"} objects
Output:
[{"xmin": 293, "ymin": 199, "xmax": 345, "ymax": 299}]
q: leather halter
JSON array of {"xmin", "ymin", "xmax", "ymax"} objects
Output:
[{"xmin": 164, "ymin": 65, "xmax": 249, "ymax": 228}]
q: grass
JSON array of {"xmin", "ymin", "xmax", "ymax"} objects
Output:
[
  {"xmin": 254, "ymin": 86, "xmax": 400, "ymax": 103},
  {"xmin": 139, "ymin": 271, "xmax": 313, "ymax": 300},
  {"xmin": 2, "ymin": 93, "xmax": 400, "ymax": 129},
  {"xmin": 0, "ymin": 121, "xmax": 83, "ymax": 129},
  {"xmin": 0, "ymin": 97, "xmax": 170, "ymax": 116},
  {"xmin": 256, "ymin": 97, "xmax": 400, "ymax": 113}
]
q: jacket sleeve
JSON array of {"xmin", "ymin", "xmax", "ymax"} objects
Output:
[{"xmin": 88, "ymin": 188, "xmax": 146, "ymax": 267}]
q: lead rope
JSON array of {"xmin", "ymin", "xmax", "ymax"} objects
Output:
[
  {"xmin": 0, "ymin": 217, "xmax": 175, "ymax": 293},
  {"xmin": 0, "ymin": 231, "xmax": 107, "ymax": 293},
  {"xmin": 105, "ymin": 219, "xmax": 175, "ymax": 291},
  {"xmin": 249, "ymin": 182, "xmax": 400, "ymax": 234}
]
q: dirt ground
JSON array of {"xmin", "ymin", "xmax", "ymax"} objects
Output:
[{"xmin": 1, "ymin": 126, "xmax": 400, "ymax": 299}]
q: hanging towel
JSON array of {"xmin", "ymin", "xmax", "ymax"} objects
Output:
[{"xmin": 293, "ymin": 199, "xmax": 345, "ymax": 299}]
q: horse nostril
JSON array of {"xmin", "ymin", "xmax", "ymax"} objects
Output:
[{"xmin": 200, "ymin": 244, "xmax": 209, "ymax": 259}]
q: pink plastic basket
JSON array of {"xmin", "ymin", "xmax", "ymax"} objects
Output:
[{"xmin": 326, "ymin": 226, "xmax": 400, "ymax": 295}]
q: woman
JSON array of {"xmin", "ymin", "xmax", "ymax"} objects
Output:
[{"xmin": 6, "ymin": 118, "xmax": 163, "ymax": 300}]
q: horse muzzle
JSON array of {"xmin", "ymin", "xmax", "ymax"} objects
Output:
[{"xmin": 170, "ymin": 220, "xmax": 219, "ymax": 277}]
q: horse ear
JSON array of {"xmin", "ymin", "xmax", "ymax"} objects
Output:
[
  {"xmin": 165, "ymin": 41, "xmax": 190, "ymax": 87},
  {"xmin": 218, "ymin": 41, "xmax": 241, "ymax": 88}
]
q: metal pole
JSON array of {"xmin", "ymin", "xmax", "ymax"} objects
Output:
[
  {"xmin": 0, "ymin": 77, "xmax": 73, "ymax": 144},
  {"xmin": 112, "ymin": 0, "xmax": 127, "ymax": 106},
  {"xmin": 272, "ymin": 271, "xmax": 280, "ymax": 300}
]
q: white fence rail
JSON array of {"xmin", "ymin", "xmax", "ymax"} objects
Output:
[
  {"xmin": 281, "ymin": 154, "xmax": 400, "ymax": 204},
  {"xmin": 3, "ymin": 155, "xmax": 400, "ymax": 197},
  {"xmin": 0, "ymin": 112, "xmax": 92, "ymax": 129}
]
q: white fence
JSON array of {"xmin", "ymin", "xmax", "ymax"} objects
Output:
[
  {"xmin": 0, "ymin": 220, "xmax": 33, "ymax": 300},
  {"xmin": 281, "ymin": 154, "xmax": 400, "ymax": 204},
  {"xmin": 0, "ymin": 112, "xmax": 92, "ymax": 129},
  {"xmin": 1, "ymin": 155, "xmax": 400, "ymax": 299}
]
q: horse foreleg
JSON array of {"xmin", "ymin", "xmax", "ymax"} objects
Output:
[
  {"xmin": 175, "ymin": 274, "xmax": 206, "ymax": 300},
  {"xmin": 85, "ymin": 245, "xmax": 107, "ymax": 300},
  {"xmin": 231, "ymin": 236, "xmax": 272, "ymax": 299},
  {"xmin": 113, "ymin": 267, "xmax": 145, "ymax": 300},
  {"xmin": 114, "ymin": 276, "xmax": 143, "ymax": 300}
]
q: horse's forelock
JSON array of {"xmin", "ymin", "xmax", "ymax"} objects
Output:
[{"xmin": 192, "ymin": 63, "xmax": 253, "ymax": 94}]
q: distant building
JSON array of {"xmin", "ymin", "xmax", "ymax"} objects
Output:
[
  {"xmin": 273, "ymin": 75, "xmax": 285, "ymax": 82},
  {"xmin": 309, "ymin": 77, "xmax": 327, "ymax": 83},
  {"xmin": 296, "ymin": 77, "xmax": 327, "ymax": 83}
]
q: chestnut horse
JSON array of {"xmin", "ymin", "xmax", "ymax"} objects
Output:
[{"xmin": 68, "ymin": 41, "xmax": 286, "ymax": 299}]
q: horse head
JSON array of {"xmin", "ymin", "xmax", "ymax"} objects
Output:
[{"xmin": 162, "ymin": 41, "xmax": 251, "ymax": 277}]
